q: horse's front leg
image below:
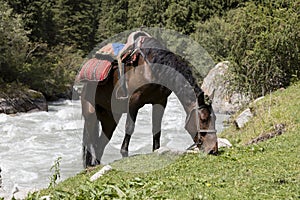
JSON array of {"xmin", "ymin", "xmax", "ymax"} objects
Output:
[
  {"xmin": 121, "ymin": 95, "xmax": 142, "ymax": 157},
  {"xmin": 96, "ymin": 106, "xmax": 121, "ymax": 161},
  {"xmin": 152, "ymin": 101, "xmax": 167, "ymax": 151}
]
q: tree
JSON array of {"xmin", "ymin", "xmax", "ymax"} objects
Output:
[
  {"xmin": 7, "ymin": 0, "xmax": 58, "ymax": 46},
  {"xmin": 96, "ymin": 0, "xmax": 128, "ymax": 42},
  {"xmin": 0, "ymin": 0, "xmax": 29, "ymax": 82},
  {"xmin": 193, "ymin": 0, "xmax": 300, "ymax": 98},
  {"xmin": 127, "ymin": 0, "xmax": 167, "ymax": 29},
  {"xmin": 164, "ymin": 0, "xmax": 193, "ymax": 34},
  {"xmin": 54, "ymin": 0, "xmax": 101, "ymax": 52}
]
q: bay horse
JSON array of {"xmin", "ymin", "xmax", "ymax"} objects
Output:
[{"xmin": 80, "ymin": 36, "xmax": 218, "ymax": 167}]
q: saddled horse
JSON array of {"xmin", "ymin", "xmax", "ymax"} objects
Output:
[{"xmin": 80, "ymin": 35, "xmax": 218, "ymax": 167}]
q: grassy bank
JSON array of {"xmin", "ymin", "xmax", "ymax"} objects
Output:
[{"xmin": 27, "ymin": 83, "xmax": 300, "ymax": 199}]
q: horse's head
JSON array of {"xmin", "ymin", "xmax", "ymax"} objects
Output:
[{"xmin": 185, "ymin": 104, "xmax": 218, "ymax": 155}]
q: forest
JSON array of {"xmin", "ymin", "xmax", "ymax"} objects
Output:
[{"xmin": 0, "ymin": 0, "xmax": 299, "ymax": 99}]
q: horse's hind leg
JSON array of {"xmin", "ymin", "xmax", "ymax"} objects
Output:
[
  {"xmin": 152, "ymin": 100, "xmax": 167, "ymax": 151},
  {"xmin": 82, "ymin": 101, "xmax": 120, "ymax": 167},
  {"xmin": 82, "ymin": 100, "xmax": 100, "ymax": 168}
]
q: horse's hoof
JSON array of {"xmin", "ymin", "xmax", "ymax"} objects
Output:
[
  {"xmin": 83, "ymin": 149, "xmax": 101, "ymax": 168},
  {"xmin": 84, "ymin": 159, "xmax": 101, "ymax": 168},
  {"xmin": 120, "ymin": 149, "xmax": 128, "ymax": 157}
]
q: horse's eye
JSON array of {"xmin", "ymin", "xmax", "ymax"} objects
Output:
[
  {"xmin": 201, "ymin": 118, "xmax": 208, "ymax": 123},
  {"xmin": 200, "ymin": 132, "xmax": 206, "ymax": 136}
]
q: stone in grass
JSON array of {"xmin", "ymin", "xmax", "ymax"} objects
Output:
[
  {"xmin": 90, "ymin": 165, "xmax": 112, "ymax": 181},
  {"xmin": 217, "ymin": 138, "xmax": 232, "ymax": 148},
  {"xmin": 234, "ymin": 108, "xmax": 253, "ymax": 129}
]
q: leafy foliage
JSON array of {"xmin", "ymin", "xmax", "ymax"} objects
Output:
[
  {"xmin": 96, "ymin": 0, "xmax": 128, "ymax": 41},
  {"xmin": 21, "ymin": 44, "xmax": 83, "ymax": 98},
  {"xmin": 127, "ymin": 0, "xmax": 166, "ymax": 29},
  {"xmin": 54, "ymin": 0, "xmax": 101, "ymax": 51},
  {"xmin": 49, "ymin": 157, "xmax": 62, "ymax": 188},
  {"xmin": 0, "ymin": 0, "xmax": 29, "ymax": 82},
  {"xmin": 227, "ymin": 1, "xmax": 300, "ymax": 97},
  {"xmin": 194, "ymin": 0, "xmax": 300, "ymax": 98},
  {"xmin": 1, "ymin": 0, "xmax": 84, "ymax": 99},
  {"xmin": 1, "ymin": 0, "xmax": 299, "ymax": 99}
]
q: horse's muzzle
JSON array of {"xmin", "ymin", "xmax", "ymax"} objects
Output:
[{"xmin": 207, "ymin": 142, "xmax": 218, "ymax": 155}]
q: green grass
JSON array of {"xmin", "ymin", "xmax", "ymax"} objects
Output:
[{"xmin": 26, "ymin": 83, "xmax": 300, "ymax": 199}]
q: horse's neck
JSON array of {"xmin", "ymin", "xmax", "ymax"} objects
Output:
[
  {"xmin": 150, "ymin": 64, "xmax": 201, "ymax": 115},
  {"xmin": 175, "ymin": 87, "xmax": 199, "ymax": 115}
]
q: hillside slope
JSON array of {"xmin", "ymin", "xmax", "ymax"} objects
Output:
[{"xmin": 26, "ymin": 82, "xmax": 300, "ymax": 199}]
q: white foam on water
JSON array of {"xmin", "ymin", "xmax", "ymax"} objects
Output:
[
  {"xmin": 0, "ymin": 113, "xmax": 10, "ymax": 123},
  {"xmin": 0, "ymin": 101, "xmax": 84, "ymax": 198},
  {"xmin": 55, "ymin": 108, "xmax": 76, "ymax": 120},
  {"xmin": 0, "ymin": 95, "xmax": 229, "ymax": 198},
  {"xmin": 62, "ymin": 120, "xmax": 83, "ymax": 131}
]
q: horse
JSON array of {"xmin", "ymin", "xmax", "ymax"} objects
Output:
[{"xmin": 80, "ymin": 36, "xmax": 218, "ymax": 167}]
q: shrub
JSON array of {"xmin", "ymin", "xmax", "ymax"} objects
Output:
[
  {"xmin": 20, "ymin": 44, "xmax": 83, "ymax": 99},
  {"xmin": 227, "ymin": 1, "xmax": 300, "ymax": 97},
  {"xmin": 0, "ymin": 1, "xmax": 29, "ymax": 83},
  {"xmin": 194, "ymin": 0, "xmax": 300, "ymax": 98}
]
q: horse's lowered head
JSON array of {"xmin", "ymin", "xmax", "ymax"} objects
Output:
[{"xmin": 185, "ymin": 102, "xmax": 218, "ymax": 155}]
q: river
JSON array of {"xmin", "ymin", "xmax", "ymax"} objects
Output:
[{"xmin": 0, "ymin": 93, "xmax": 229, "ymax": 198}]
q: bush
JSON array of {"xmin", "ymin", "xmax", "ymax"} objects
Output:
[
  {"xmin": 227, "ymin": 1, "xmax": 300, "ymax": 97},
  {"xmin": 194, "ymin": 0, "xmax": 300, "ymax": 98},
  {"xmin": 0, "ymin": 1, "xmax": 83, "ymax": 99},
  {"xmin": 21, "ymin": 44, "xmax": 83, "ymax": 98},
  {"xmin": 0, "ymin": 1, "xmax": 29, "ymax": 82}
]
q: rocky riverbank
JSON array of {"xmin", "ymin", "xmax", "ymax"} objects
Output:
[{"xmin": 0, "ymin": 84, "xmax": 48, "ymax": 114}]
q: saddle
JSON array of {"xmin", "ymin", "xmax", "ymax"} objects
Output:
[
  {"xmin": 77, "ymin": 58, "xmax": 113, "ymax": 82},
  {"xmin": 76, "ymin": 43, "xmax": 124, "ymax": 82},
  {"xmin": 77, "ymin": 32, "xmax": 151, "ymax": 84}
]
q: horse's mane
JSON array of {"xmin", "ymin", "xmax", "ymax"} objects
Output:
[{"xmin": 140, "ymin": 37, "xmax": 205, "ymax": 105}]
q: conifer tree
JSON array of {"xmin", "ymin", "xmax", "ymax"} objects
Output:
[
  {"xmin": 96, "ymin": 0, "xmax": 128, "ymax": 42},
  {"xmin": 0, "ymin": 0, "xmax": 29, "ymax": 82},
  {"xmin": 7, "ymin": 0, "xmax": 58, "ymax": 45},
  {"xmin": 54, "ymin": 0, "xmax": 101, "ymax": 52},
  {"xmin": 127, "ymin": 0, "xmax": 167, "ymax": 29}
]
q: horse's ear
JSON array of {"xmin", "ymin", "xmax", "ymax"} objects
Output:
[
  {"xmin": 185, "ymin": 109, "xmax": 198, "ymax": 134},
  {"xmin": 209, "ymin": 89, "xmax": 215, "ymax": 101},
  {"xmin": 204, "ymin": 89, "xmax": 214, "ymax": 106}
]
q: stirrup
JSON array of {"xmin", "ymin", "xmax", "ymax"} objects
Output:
[{"xmin": 116, "ymin": 84, "xmax": 128, "ymax": 99}]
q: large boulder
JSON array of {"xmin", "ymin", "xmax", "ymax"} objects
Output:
[
  {"xmin": 0, "ymin": 89, "xmax": 48, "ymax": 114},
  {"xmin": 201, "ymin": 61, "xmax": 249, "ymax": 114}
]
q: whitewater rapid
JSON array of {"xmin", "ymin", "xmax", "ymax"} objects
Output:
[{"xmin": 0, "ymin": 93, "xmax": 229, "ymax": 198}]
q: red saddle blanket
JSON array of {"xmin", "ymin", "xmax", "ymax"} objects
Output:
[{"xmin": 77, "ymin": 58, "xmax": 113, "ymax": 82}]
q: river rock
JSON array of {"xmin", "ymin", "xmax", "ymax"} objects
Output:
[
  {"xmin": 234, "ymin": 108, "xmax": 253, "ymax": 129},
  {"xmin": 90, "ymin": 165, "xmax": 112, "ymax": 181},
  {"xmin": 0, "ymin": 89, "xmax": 48, "ymax": 114},
  {"xmin": 201, "ymin": 61, "xmax": 249, "ymax": 114},
  {"xmin": 217, "ymin": 138, "xmax": 232, "ymax": 148}
]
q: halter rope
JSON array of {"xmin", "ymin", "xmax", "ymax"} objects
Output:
[{"xmin": 186, "ymin": 100, "xmax": 217, "ymax": 150}]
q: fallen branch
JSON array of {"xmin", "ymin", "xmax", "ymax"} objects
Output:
[{"xmin": 246, "ymin": 123, "xmax": 286, "ymax": 145}]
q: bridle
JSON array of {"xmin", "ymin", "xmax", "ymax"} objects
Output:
[{"xmin": 186, "ymin": 103, "xmax": 217, "ymax": 151}]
